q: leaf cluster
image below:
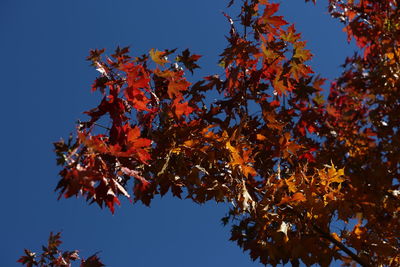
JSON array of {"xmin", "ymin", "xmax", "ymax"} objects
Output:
[
  {"xmin": 18, "ymin": 232, "xmax": 104, "ymax": 267},
  {"xmin": 50, "ymin": 0, "xmax": 400, "ymax": 266}
]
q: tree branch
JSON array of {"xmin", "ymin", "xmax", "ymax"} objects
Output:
[
  {"xmin": 311, "ymin": 223, "xmax": 372, "ymax": 267},
  {"xmin": 287, "ymin": 206, "xmax": 372, "ymax": 267}
]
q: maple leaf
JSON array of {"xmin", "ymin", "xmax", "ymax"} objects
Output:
[
  {"xmin": 293, "ymin": 41, "xmax": 312, "ymax": 61},
  {"xmin": 261, "ymin": 43, "xmax": 279, "ymax": 60},
  {"xmin": 17, "ymin": 249, "xmax": 37, "ymax": 266},
  {"xmin": 290, "ymin": 61, "xmax": 313, "ymax": 81},
  {"xmin": 168, "ymin": 78, "xmax": 191, "ymax": 98},
  {"xmin": 281, "ymin": 24, "xmax": 300, "ymax": 43},
  {"xmin": 226, "ymin": 141, "xmax": 256, "ymax": 177},
  {"xmin": 173, "ymin": 97, "xmax": 194, "ymax": 119},
  {"xmin": 312, "ymin": 76, "xmax": 326, "ymax": 91},
  {"xmin": 149, "ymin": 48, "xmax": 169, "ymax": 66},
  {"xmin": 176, "ymin": 49, "xmax": 202, "ymax": 74},
  {"xmin": 78, "ymin": 132, "xmax": 109, "ymax": 154},
  {"xmin": 125, "ymin": 125, "xmax": 152, "ymax": 163},
  {"xmin": 278, "ymin": 192, "xmax": 306, "ymax": 205},
  {"xmin": 285, "ymin": 176, "xmax": 298, "ymax": 193},
  {"xmin": 123, "ymin": 63, "xmax": 150, "ymax": 89},
  {"xmin": 326, "ymin": 105, "xmax": 340, "ymax": 118},
  {"xmin": 226, "ymin": 140, "xmax": 244, "ymax": 166},
  {"xmin": 259, "ymin": 3, "xmax": 288, "ymax": 33},
  {"xmin": 263, "ymin": 111, "xmax": 285, "ymax": 131},
  {"xmin": 272, "ymin": 76, "xmax": 289, "ymax": 95},
  {"xmin": 126, "ymin": 125, "xmax": 151, "ymax": 147},
  {"xmin": 326, "ymin": 163, "xmax": 345, "ymax": 184},
  {"xmin": 48, "ymin": 232, "xmax": 63, "ymax": 249},
  {"xmin": 81, "ymin": 254, "xmax": 105, "ymax": 267},
  {"xmin": 154, "ymin": 69, "xmax": 191, "ymax": 98},
  {"xmin": 86, "ymin": 48, "xmax": 105, "ymax": 64},
  {"xmin": 126, "ymin": 87, "xmax": 151, "ymax": 111},
  {"xmin": 105, "ymin": 195, "xmax": 120, "ymax": 214},
  {"xmin": 122, "ymin": 63, "xmax": 152, "ymax": 111}
]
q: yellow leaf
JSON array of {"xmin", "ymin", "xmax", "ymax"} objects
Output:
[
  {"xmin": 323, "ymin": 192, "xmax": 336, "ymax": 206},
  {"xmin": 183, "ymin": 140, "xmax": 195, "ymax": 147},
  {"xmin": 331, "ymin": 232, "xmax": 341, "ymax": 242},
  {"xmin": 293, "ymin": 41, "xmax": 312, "ymax": 61},
  {"xmin": 261, "ymin": 43, "xmax": 277, "ymax": 59},
  {"xmin": 149, "ymin": 48, "xmax": 169, "ymax": 66},
  {"xmin": 285, "ymin": 176, "xmax": 297, "ymax": 193},
  {"xmin": 354, "ymin": 224, "xmax": 365, "ymax": 238},
  {"xmin": 386, "ymin": 52, "xmax": 394, "ymax": 60},
  {"xmin": 273, "ymin": 76, "xmax": 288, "ymax": 95},
  {"xmin": 170, "ymin": 147, "xmax": 182, "ymax": 154},
  {"xmin": 327, "ymin": 164, "xmax": 345, "ymax": 184}
]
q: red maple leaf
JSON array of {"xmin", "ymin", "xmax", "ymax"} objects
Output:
[{"xmin": 173, "ymin": 97, "xmax": 195, "ymax": 119}]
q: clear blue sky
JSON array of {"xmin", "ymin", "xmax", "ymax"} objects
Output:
[{"xmin": 1, "ymin": 0, "xmax": 355, "ymax": 266}]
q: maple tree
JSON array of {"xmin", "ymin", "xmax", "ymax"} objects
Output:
[{"xmin": 20, "ymin": 0, "xmax": 400, "ymax": 266}]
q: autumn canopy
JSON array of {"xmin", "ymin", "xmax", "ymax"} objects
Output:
[{"xmin": 20, "ymin": 0, "xmax": 400, "ymax": 266}]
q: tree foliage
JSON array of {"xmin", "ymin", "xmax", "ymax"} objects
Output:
[
  {"xmin": 45, "ymin": 0, "xmax": 400, "ymax": 266},
  {"xmin": 18, "ymin": 232, "xmax": 104, "ymax": 267}
]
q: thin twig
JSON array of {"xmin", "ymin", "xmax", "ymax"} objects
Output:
[{"xmin": 94, "ymin": 123, "xmax": 111, "ymax": 131}]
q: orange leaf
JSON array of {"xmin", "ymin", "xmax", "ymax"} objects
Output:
[
  {"xmin": 290, "ymin": 62, "xmax": 313, "ymax": 81},
  {"xmin": 168, "ymin": 79, "xmax": 191, "ymax": 98},
  {"xmin": 226, "ymin": 141, "xmax": 244, "ymax": 166},
  {"xmin": 281, "ymin": 24, "xmax": 300, "ymax": 43},
  {"xmin": 293, "ymin": 41, "xmax": 312, "ymax": 61},
  {"xmin": 154, "ymin": 69, "xmax": 191, "ymax": 98},
  {"xmin": 125, "ymin": 126, "xmax": 152, "ymax": 163},
  {"xmin": 256, "ymin": 134, "xmax": 267, "ymax": 141},
  {"xmin": 173, "ymin": 98, "xmax": 194, "ymax": 119},
  {"xmin": 127, "ymin": 125, "xmax": 141, "ymax": 142},
  {"xmin": 272, "ymin": 76, "xmax": 288, "ymax": 95},
  {"xmin": 279, "ymin": 192, "xmax": 306, "ymax": 205},
  {"xmin": 291, "ymin": 192, "xmax": 306, "ymax": 202},
  {"xmin": 125, "ymin": 87, "xmax": 151, "ymax": 111}
]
